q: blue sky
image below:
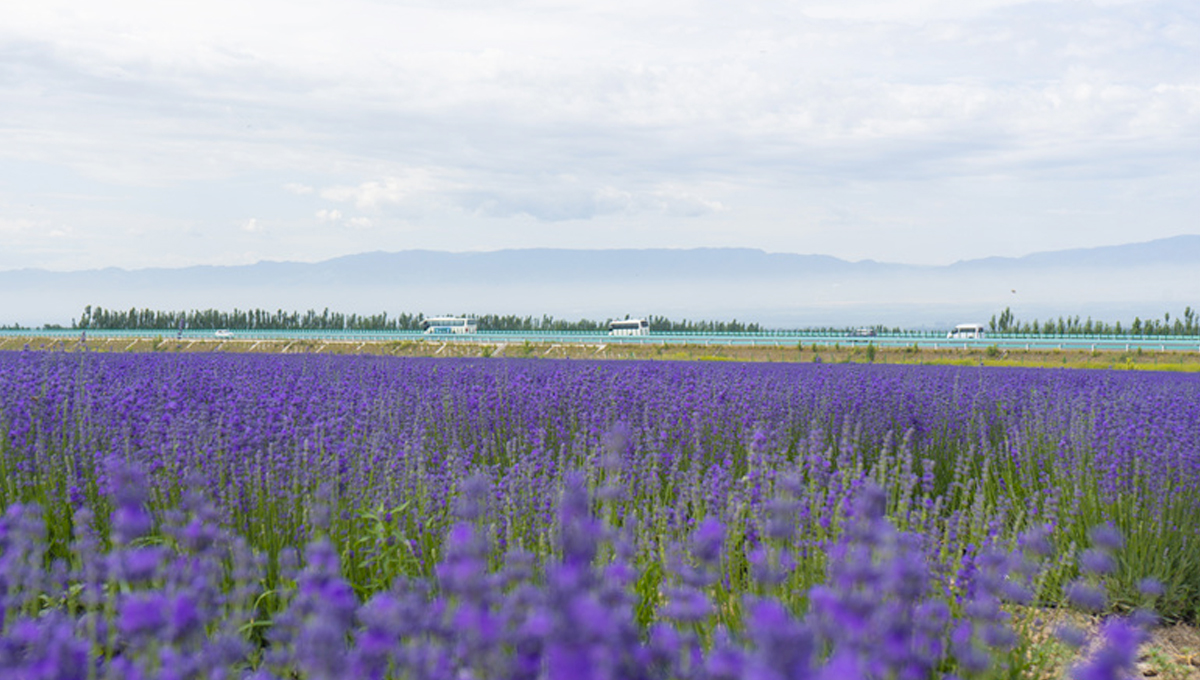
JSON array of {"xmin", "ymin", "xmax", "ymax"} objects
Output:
[{"xmin": 2, "ymin": 0, "xmax": 1198, "ymax": 271}]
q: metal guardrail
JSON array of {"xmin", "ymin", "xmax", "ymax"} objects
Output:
[{"xmin": 3, "ymin": 328, "xmax": 1200, "ymax": 352}]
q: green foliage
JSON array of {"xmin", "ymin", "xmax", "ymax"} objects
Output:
[
  {"xmin": 992, "ymin": 305, "xmax": 1200, "ymax": 337},
  {"xmin": 76, "ymin": 305, "xmax": 422, "ymax": 332},
  {"xmin": 70, "ymin": 306, "xmax": 773, "ymax": 334},
  {"xmin": 341, "ymin": 501, "xmax": 427, "ymax": 597}
]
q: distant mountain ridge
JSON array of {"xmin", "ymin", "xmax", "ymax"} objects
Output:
[
  {"xmin": 951, "ymin": 234, "xmax": 1200, "ymax": 269},
  {"xmin": 3, "ymin": 235, "xmax": 1199, "ymax": 328},
  {"xmin": 5, "ymin": 235, "xmax": 1199, "ymax": 282},
  {"xmin": 1, "ymin": 248, "xmax": 893, "ymax": 286}
]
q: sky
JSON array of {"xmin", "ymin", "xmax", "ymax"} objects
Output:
[{"xmin": 2, "ymin": 0, "xmax": 1198, "ymax": 272}]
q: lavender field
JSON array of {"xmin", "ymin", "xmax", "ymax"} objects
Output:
[{"xmin": 1, "ymin": 350, "xmax": 1198, "ymax": 679}]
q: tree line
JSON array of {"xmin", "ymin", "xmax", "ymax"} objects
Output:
[
  {"xmin": 7, "ymin": 305, "xmax": 1192, "ymax": 335},
  {"xmin": 988, "ymin": 306, "xmax": 1200, "ymax": 336},
  {"xmin": 75, "ymin": 306, "xmax": 420, "ymax": 331},
  {"xmin": 68, "ymin": 306, "xmax": 763, "ymax": 333}
]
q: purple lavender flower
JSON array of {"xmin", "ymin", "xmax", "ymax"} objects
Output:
[
  {"xmin": 950, "ymin": 621, "xmax": 991, "ymax": 675},
  {"xmin": 1088, "ymin": 524, "xmax": 1125, "ymax": 552},
  {"xmin": 1137, "ymin": 578, "xmax": 1164, "ymax": 598},
  {"xmin": 746, "ymin": 599, "xmax": 814, "ymax": 680},
  {"xmin": 763, "ymin": 499, "xmax": 800, "ymax": 542},
  {"xmin": 118, "ymin": 592, "xmax": 168, "ymax": 639},
  {"xmin": 1071, "ymin": 618, "xmax": 1145, "ymax": 680},
  {"xmin": 1065, "ymin": 580, "xmax": 1108, "ymax": 612},
  {"xmin": 1079, "ymin": 548, "xmax": 1117, "ymax": 576},
  {"xmin": 0, "ymin": 613, "xmax": 91, "ymax": 680},
  {"xmin": 1017, "ymin": 525, "xmax": 1053, "ymax": 560},
  {"xmin": 111, "ymin": 546, "xmax": 165, "ymax": 583},
  {"xmin": 454, "ymin": 473, "xmax": 492, "ymax": 522},
  {"xmin": 691, "ymin": 517, "xmax": 725, "ymax": 567},
  {"xmin": 1056, "ymin": 624, "xmax": 1089, "ymax": 649},
  {"xmin": 660, "ymin": 586, "xmax": 712, "ymax": 624},
  {"xmin": 705, "ymin": 627, "xmax": 745, "ymax": 680},
  {"xmin": 556, "ymin": 472, "xmax": 601, "ymax": 569}
]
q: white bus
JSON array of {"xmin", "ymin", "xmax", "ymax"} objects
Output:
[
  {"xmin": 947, "ymin": 323, "xmax": 986, "ymax": 339},
  {"xmin": 609, "ymin": 318, "xmax": 650, "ymax": 336},
  {"xmin": 422, "ymin": 317, "xmax": 478, "ymax": 334}
]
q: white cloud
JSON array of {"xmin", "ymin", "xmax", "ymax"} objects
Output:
[
  {"xmin": 646, "ymin": 184, "xmax": 727, "ymax": 217},
  {"xmin": 241, "ymin": 218, "xmax": 262, "ymax": 233},
  {"xmin": 320, "ymin": 171, "xmax": 445, "ymax": 210},
  {"xmin": 315, "ymin": 210, "xmax": 369, "ymax": 229},
  {"xmin": 284, "ymin": 183, "xmax": 314, "ymax": 195}
]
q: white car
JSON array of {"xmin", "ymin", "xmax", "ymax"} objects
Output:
[{"xmin": 214, "ymin": 329, "xmax": 234, "ymax": 339}]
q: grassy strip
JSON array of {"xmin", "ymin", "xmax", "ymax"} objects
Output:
[{"xmin": 7, "ymin": 334, "xmax": 1200, "ymax": 371}]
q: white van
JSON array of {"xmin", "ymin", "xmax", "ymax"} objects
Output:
[{"xmin": 947, "ymin": 323, "xmax": 986, "ymax": 339}]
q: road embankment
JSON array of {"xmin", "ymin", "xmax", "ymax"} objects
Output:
[{"xmin": 4, "ymin": 335, "xmax": 1200, "ymax": 371}]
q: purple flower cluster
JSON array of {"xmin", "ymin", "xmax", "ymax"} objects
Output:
[
  {"xmin": 1, "ymin": 476, "xmax": 252, "ymax": 679},
  {"xmin": 6, "ymin": 462, "xmax": 1153, "ymax": 679},
  {"xmin": 0, "ymin": 351, "xmax": 1195, "ymax": 677}
]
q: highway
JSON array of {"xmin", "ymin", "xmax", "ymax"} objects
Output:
[{"xmin": 3, "ymin": 328, "xmax": 1200, "ymax": 352}]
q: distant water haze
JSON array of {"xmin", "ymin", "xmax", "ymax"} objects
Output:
[{"xmin": 3, "ymin": 236, "xmax": 1199, "ymax": 330}]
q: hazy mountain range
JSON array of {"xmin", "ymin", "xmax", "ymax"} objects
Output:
[{"xmin": 4, "ymin": 235, "xmax": 1199, "ymax": 329}]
